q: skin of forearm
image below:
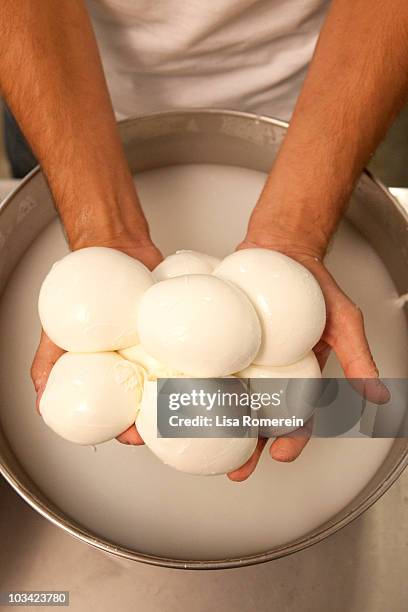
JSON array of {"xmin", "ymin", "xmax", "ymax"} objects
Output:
[
  {"xmin": 0, "ymin": 0, "xmax": 150, "ymax": 250},
  {"xmin": 248, "ymin": 0, "xmax": 408, "ymax": 258}
]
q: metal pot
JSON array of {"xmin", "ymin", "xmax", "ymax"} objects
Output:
[{"xmin": 0, "ymin": 110, "xmax": 407, "ymax": 569}]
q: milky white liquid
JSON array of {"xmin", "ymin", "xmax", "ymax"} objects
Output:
[{"xmin": 0, "ymin": 164, "xmax": 406, "ymax": 561}]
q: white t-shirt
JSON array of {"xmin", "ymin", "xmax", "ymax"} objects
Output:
[{"xmin": 87, "ymin": 0, "xmax": 329, "ymax": 121}]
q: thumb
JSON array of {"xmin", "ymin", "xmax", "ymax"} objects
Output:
[{"xmin": 31, "ymin": 330, "xmax": 65, "ymax": 413}]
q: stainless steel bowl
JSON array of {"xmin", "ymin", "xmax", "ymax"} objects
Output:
[{"xmin": 0, "ymin": 110, "xmax": 407, "ymax": 569}]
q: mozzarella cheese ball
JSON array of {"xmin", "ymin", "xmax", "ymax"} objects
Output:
[
  {"xmin": 119, "ymin": 344, "xmax": 182, "ymax": 380},
  {"xmin": 153, "ymin": 250, "xmax": 221, "ymax": 281},
  {"xmin": 237, "ymin": 352, "xmax": 321, "ymax": 437},
  {"xmin": 214, "ymin": 249, "xmax": 326, "ymax": 366},
  {"xmin": 40, "ymin": 352, "xmax": 144, "ymax": 445},
  {"xmin": 238, "ymin": 351, "xmax": 321, "ymax": 379},
  {"xmin": 38, "ymin": 247, "xmax": 153, "ymax": 352},
  {"xmin": 137, "ymin": 274, "xmax": 261, "ymax": 376},
  {"xmin": 136, "ymin": 381, "xmax": 257, "ymax": 475}
]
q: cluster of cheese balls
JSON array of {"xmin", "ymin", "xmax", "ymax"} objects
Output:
[{"xmin": 38, "ymin": 247, "xmax": 326, "ymax": 475}]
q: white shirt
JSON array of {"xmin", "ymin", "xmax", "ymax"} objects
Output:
[{"xmin": 87, "ymin": 0, "xmax": 329, "ymax": 121}]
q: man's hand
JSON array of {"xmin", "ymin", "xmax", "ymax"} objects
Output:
[
  {"xmin": 31, "ymin": 239, "xmax": 163, "ymax": 446},
  {"xmin": 226, "ymin": 0, "xmax": 408, "ymax": 481},
  {"xmin": 2, "ymin": 1, "xmax": 165, "ymax": 445},
  {"xmin": 227, "ymin": 239, "xmax": 389, "ymax": 482}
]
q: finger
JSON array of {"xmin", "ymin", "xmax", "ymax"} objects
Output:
[
  {"xmin": 116, "ymin": 423, "xmax": 144, "ymax": 446},
  {"xmin": 330, "ymin": 305, "xmax": 390, "ymax": 404},
  {"xmin": 313, "ymin": 339, "xmax": 331, "ymax": 371},
  {"xmin": 31, "ymin": 330, "xmax": 65, "ymax": 413},
  {"xmin": 270, "ymin": 420, "xmax": 312, "ymax": 462},
  {"xmin": 227, "ymin": 437, "xmax": 267, "ymax": 482}
]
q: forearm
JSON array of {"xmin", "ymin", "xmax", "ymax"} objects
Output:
[
  {"xmin": 248, "ymin": 0, "xmax": 408, "ymax": 258},
  {"xmin": 0, "ymin": 0, "xmax": 149, "ymax": 250}
]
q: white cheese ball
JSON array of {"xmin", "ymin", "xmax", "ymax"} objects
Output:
[
  {"xmin": 153, "ymin": 250, "xmax": 221, "ymax": 281},
  {"xmin": 237, "ymin": 352, "xmax": 321, "ymax": 437},
  {"xmin": 40, "ymin": 352, "xmax": 144, "ymax": 445},
  {"xmin": 137, "ymin": 381, "xmax": 257, "ymax": 475},
  {"xmin": 214, "ymin": 249, "xmax": 326, "ymax": 366},
  {"xmin": 119, "ymin": 344, "xmax": 182, "ymax": 380},
  {"xmin": 238, "ymin": 351, "xmax": 322, "ymax": 379},
  {"xmin": 38, "ymin": 247, "xmax": 153, "ymax": 352},
  {"xmin": 137, "ymin": 274, "xmax": 261, "ymax": 377}
]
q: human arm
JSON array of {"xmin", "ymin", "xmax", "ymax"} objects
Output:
[{"xmin": 0, "ymin": 0, "xmax": 161, "ymax": 442}]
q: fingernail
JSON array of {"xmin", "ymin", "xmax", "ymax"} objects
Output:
[
  {"xmin": 376, "ymin": 379, "xmax": 391, "ymax": 404},
  {"xmin": 365, "ymin": 379, "xmax": 391, "ymax": 404},
  {"xmin": 271, "ymin": 440, "xmax": 296, "ymax": 462}
]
